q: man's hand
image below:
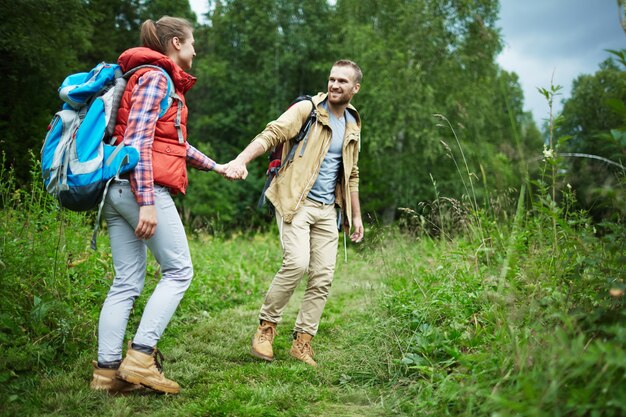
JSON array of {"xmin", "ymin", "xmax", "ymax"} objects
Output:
[
  {"xmin": 350, "ymin": 216, "xmax": 364, "ymax": 243},
  {"xmin": 224, "ymin": 141, "xmax": 265, "ymax": 180},
  {"xmin": 135, "ymin": 205, "xmax": 157, "ymax": 239},
  {"xmin": 224, "ymin": 159, "xmax": 248, "ymax": 180}
]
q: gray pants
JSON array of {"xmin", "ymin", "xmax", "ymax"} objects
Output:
[{"xmin": 98, "ymin": 181, "xmax": 193, "ymax": 363}]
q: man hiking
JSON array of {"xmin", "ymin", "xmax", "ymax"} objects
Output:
[{"xmin": 225, "ymin": 60, "xmax": 364, "ymax": 366}]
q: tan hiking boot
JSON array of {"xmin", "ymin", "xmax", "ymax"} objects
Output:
[
  {"xmin": 90, "ymin": 361, "xmax": 142, "ymax": 394},
  {"xmin": 116, "ymin": 343, "xmax": 180, "ymax": 394},
  {"xmin": 251, "ymin": 320, "xmax": 277, "ymax": 361},
  {"xmin": 289, "ymin": 332, "xmax": 317, "ymax": 367}
]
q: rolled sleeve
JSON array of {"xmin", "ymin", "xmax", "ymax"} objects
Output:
[{"xmin": 187, "ymin": 142, "xmax": 216, "ymax": 171}]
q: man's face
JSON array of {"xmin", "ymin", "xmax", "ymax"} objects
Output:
[{"xmin": 327, "ymin": 65, "xmax": 360, "ymax": 106}]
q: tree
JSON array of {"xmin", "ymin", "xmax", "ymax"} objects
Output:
[
  {"xmin": 0, "ymin": 0, "xmax": 91, "ymax": 183},
  {"xmin": 183, "ymin": 0, "xmax": 335, "ymax": 229},
  {"xmin": 142, "ymin": 0, "xmax": 197, "ymax": 23},
  {"xmin": 331, "ymin": 0, "xmax": 530, "ymax": 223},
  {"xmin": 557, "ymin": 56, "xmax": 626, "ymax": 221},
  {"xmin": 0, "ymin": 0, "xmax": 544, "ymax": 232},
  {"xmin": 80, "ymin": 0, "xmax": 143, "ymax": 66}
]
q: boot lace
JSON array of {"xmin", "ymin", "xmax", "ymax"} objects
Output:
[
  {"xmin": 153, "ymin": 348, "xmax": 166, "ymax": 374},
  {"xmin": 259, "ymin": 324, "xmax": 277, "ymax": 343},
  {"xmin": 301, "ymin": 341, "xmax": 314, "ymax": 358}
]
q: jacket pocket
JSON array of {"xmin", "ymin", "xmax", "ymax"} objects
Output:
[{"xmin": 151, "ymin": 140, "xmax": 188, "ymax": 194}]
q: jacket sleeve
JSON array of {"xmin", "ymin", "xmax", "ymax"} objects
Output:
[
  {"xmin": 186, "ymin": 142, "xmax": 216, "ymax": 171},
  {"xmin": 251, "ymin": 100, "xmax": 313, "ymax": 152}
]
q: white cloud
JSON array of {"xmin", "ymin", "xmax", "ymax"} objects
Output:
[
  {"xmin": 497, "ymin": 0, "xmax": 625, "ymax": 125},
  {"xmin": 189, "ymin": 0, "xmax": 210, "ymax": 23}
]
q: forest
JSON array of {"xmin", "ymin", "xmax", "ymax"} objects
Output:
[{"xmin": 0, "ymin": 0, "xmax": 624, "ymax": 416}]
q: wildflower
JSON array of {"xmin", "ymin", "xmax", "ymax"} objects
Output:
[{"xmin": 542, "ymin": 145, "xmax": 554, "ymax": 160}]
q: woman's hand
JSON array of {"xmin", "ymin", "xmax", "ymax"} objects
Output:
[
  {"xmin": 135, "ymin": 205, "xmax": 158, "ymax": 239},
  {"xmin": 213, "ymin": 162, "xmax": 229, "ymax": 176}
]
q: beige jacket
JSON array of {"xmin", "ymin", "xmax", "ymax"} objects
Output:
[{"xmin": 252, "ymin": 92, "xmax": 361, "ymax": 230}]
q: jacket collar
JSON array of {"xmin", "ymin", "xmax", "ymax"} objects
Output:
[
  {"xmin": 117, "ymin": 47, "xmax": 197, "ymax": 94},
  {"xmin": 313, "ymin": 92, "xmax": 360, "ymax": 127}
]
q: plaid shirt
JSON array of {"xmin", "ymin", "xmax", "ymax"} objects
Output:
[{"xmin": 125, "ymin": 71, "xmax": 216, "ymax": 206}]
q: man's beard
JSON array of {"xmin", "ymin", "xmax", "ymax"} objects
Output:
[{"xmin": 329, "ymin": 92, "xmax": 350, "ymax": 106}]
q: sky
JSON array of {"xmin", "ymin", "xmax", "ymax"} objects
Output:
[
  {"xmin": 189, "ymin": 0, "xmax": 625, "ymax": 125},
  {"xmin": 497, "ymin": 0, "xmax": 625, "ymax": 124}
]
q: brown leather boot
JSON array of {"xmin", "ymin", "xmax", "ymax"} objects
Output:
[
  {"xmin": 250, "ymin": 320, "xmax": 277, "ymax": 361},
  {"xmin": 289, "ymin": 332, "xmax": 317, "ymax": 367},
  {"xmin": 116, "ymin": 342, "xmax": 180, "ymax": 394},
  {"xmin": 90, "ymin": 361, "xmax": 142, "ymax": 393}
]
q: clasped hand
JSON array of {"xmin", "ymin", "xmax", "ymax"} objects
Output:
[{"xmin": 217, "ymin": 160, "xmax": 248, "ymax": 180}]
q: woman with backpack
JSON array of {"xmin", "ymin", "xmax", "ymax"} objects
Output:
[{"xmin": 89, "ymin": 16, "xmax": 226, "ymax": 395}]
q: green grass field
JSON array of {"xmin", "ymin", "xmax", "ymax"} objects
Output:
[{"xmin": 1, "ymin": 166, "xmax": 624, "ymax": 416}]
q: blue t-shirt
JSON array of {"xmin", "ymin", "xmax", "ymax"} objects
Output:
[{"xmin": 308, "ymin": 103, "xmax": 345, "ymax": 204}]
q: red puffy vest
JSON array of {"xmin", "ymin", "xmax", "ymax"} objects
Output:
[{"xmin": 113, "ymin": 48, "xmax": 196, "ymax": 194}]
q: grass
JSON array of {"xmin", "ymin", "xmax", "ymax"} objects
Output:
[
  {"xmin": 2, "ymin": 232, "xmax": 392, "ymax": 417},
  {"xmin": 1, "ymin": 152, "xmax": 624, "ymax": 416}
]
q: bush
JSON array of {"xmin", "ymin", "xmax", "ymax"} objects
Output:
[
  {"xmin": 0, "ymin": 158, "xmax": 111, "ymax": 392},
  {"xmin": 378, "ymin": 184, "xmax": 626, "ymax": 416}
]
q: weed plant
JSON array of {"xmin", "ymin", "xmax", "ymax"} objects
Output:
[{"xmin": 0, "ymin": 158, "xmax": 112, "ymax": 392}]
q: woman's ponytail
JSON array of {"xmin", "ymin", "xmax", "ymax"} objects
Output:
[
  {"xmin": 140, "ymin": 19, "xmax": 164, "ymax": 52},
  {"xmin": 139, "ymin": 16, "xmax": 193, "ymax": 54}
]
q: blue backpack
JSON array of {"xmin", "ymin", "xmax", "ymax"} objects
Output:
[{"xmin": 41, "ymin": 62, "xmax": 179, "ymax": 248}]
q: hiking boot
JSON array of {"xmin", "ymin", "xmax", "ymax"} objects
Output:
[
  {"xmin": 90, "ymin": 361, "xmax": 142, "ymax": 394},
  {"xmin": 116, "ymin": 342, "xmax": 180, "ymax": 394},
  {"xmin": 289, "ymin": 332, "xmax": 317, "ymax": 367},
  {"xmin": 251, "ymin": 320, "xmax": 277, "ymax": 361}
]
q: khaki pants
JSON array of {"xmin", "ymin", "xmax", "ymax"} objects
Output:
[{"xmin": 259, "ymin": 199, "xmax": 339, "ymax": 336}]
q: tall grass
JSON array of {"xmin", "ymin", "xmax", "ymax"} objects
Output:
[
  {"xmin": 385, "ymin": 92, "xmax": 625, "ymax": 416},
  {"xmin": 0, "ymin": 156, "xmax": 112, "ymax": 396}
]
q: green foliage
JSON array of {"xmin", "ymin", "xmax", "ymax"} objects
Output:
[
  {"xmin": 0, "ymin": 152, "xmax": 624, "ymax": 416},
  {"xmin": 181, "ymin": 0, "xmax": 338, "ymax": 230},
  {"xmin": 556, "ymin": 53, "xmax": 626, "ymax": 222},
  {"xmin": 142, "ymin": 0, "xmax": 197, "ymax": 23},
  {"xmin": 322, "ymin": 0, "xmax": 538, "ymax": 223},
  {"xmin": 0, "ymin": 157, "xmax": 111, "ymax": 389},
  {"xmin": 2, "ymin": 0, "xmax": 540, "ymax": 229},
  {"xmin": 0, "ymin": 0, "xmax": 92, "ymax": 183},
  {"xmin": 80, "ymin": 0, "xmax": 143, "ymax": 65},
  {"xmin": 373, "ymin": 70, "xmax": 626, "ymax": 416},
  {"xmin": 1, "ymin": 2, "xmax": 624, "ymax": 415},
  {"xmin": 376, "ymin": 209, "xmax": 625, "ymax": 416},
  {"xmin": 0, "ymin": 0, "xmax": 198, "ymax": 186}
]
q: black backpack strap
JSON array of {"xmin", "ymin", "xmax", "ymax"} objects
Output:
[{"xmin": 285, "ymin": 97, "xmax": 316, "ymax": 164}]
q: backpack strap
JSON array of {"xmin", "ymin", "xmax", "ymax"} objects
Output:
[
  {"xmin": 285, "ymin": 97, "xmax": 316, "ymax": 165},
  {"xmin": 257, "ymin": 97, "xmax": 317, "ymax": 211},
  {"xmin": 104, "ymin": 67, "xmax": 126, "ymax": 137}
]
